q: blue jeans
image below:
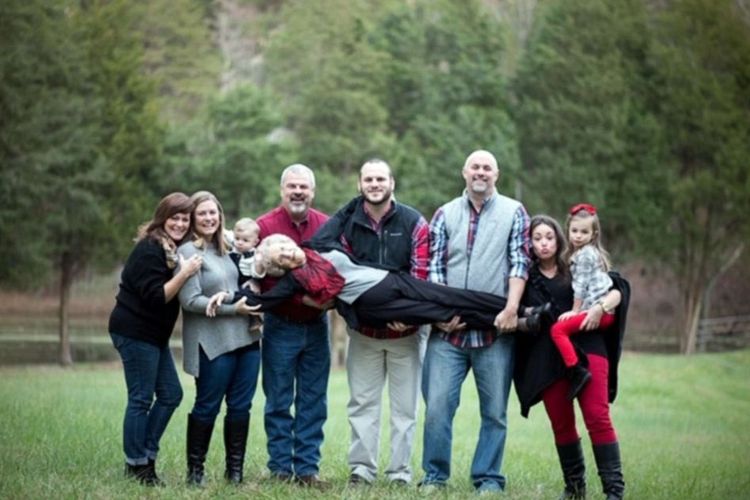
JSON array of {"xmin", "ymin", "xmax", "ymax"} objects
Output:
[
  {"xmin": 262, "ymin": 313, "xmax": 330, "ymax": 476},
  {"xmin": 110, "ymin": 333, "xmax": 183, "ymax": 465},
  {"xmin": 421, "ymin": 333, "xmax": 515, "ymax": 490},
  {"xmin": 191, "ymin": 342, "xmax": 261, "ymax": 423}
]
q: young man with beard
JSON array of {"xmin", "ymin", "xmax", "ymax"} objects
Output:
[
  {"xmin": 420, "ymin": 150, "xmax": 530, "ymax": 494},
  {"xmin": 255, "ymin": 164, "xmax": 330, "ymax": 487},
  {"xmin": 311, "ymin": 159, "xmax": 429, "ymax": 486}
]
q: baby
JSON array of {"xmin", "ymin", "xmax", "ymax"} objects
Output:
[{"xmin": 230, "ymin": 217, "xmax": 263, "ymax": 332}]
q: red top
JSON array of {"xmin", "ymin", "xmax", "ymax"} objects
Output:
[
  {"xmin": 290, "ymin": 249, "xmax": 345, "ymax": 305},
  {"xmin": 256, "ymin": 205, "xmax": 329, "ymax": 321}
]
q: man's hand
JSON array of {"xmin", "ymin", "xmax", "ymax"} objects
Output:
[
  {"xmin": 435, "ymin": 315, "xmax": 466, "ymax": 333},
  {"xmin": 386, "ymin": 321, "xmax": 412, "ymax": 333},
  {"xmin": 494, "ymin": 308, "xmax": 518, "ymax": 333},
  {"xmin": 206, "ymin": 291, "xmax": 229, "ymax": 317}
]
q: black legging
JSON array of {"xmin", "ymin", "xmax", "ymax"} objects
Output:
[{"xmin": 352, "ymin": 273, "xmax": 507, "ymax": 329}]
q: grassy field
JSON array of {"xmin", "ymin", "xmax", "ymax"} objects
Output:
[{"xmin": 1, "ymin": 350, "xmax": 749, "ymax": 499}]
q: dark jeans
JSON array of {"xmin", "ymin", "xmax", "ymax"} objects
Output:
[
  {"xmin": 262, "ymin": 312, "xmax": 330, "ymax": 476},
  {"xmin": 110, "ymin": 333, "xmax": 183, "ymax": 465},
  {"xmin": 191, "ymin": 342, "xmax": 261, "ymax": 424}
]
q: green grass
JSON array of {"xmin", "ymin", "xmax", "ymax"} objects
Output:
[{"xmin": 1, "ymin": 351, "xmax": 749, "ymax": 499}]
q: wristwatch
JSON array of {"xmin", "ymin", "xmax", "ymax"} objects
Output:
[{"xmin": 597, "ymin": 300, "xmax": 613, "ymax": 314}]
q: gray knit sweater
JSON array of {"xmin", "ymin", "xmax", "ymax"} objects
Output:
[{"xmin": 177, "ymin": 241, "xmax": 261, "ymax": 377}]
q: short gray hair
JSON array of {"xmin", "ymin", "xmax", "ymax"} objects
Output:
[{"xmin": 280, "ymin": 163, "xmax": 316, "ymax": 189}]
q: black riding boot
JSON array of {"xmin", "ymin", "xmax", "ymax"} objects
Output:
[
  {"xmin": 518, "ymin": 302, "xmax": 554, "ymax": 332},
  {"xmin": 224, "ymin": 415, "xmax": 250, "ymax": 484},
  {"xmin": 125, "ymin": 463, "xmax": 154, "ymax": 486},
  {"xmin": 593, "ymin": 442, "xmax": 625, "ymax": 500},
  {"xmin": 146, "ymin": 458, "xmax": 164, "ymax": 486},
  {"xmin": 556, "ymin": 440, "xmax": 586, "ymax": 499},
  {"xmin": 567, "ymin": 363, "xmax": 592, "ymax": 400},
  {"xmin": 186, "ymin": 413, "xmax": 214, "ymax": 487}
]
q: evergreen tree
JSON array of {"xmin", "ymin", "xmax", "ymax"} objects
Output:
[
  {"xmin": 512, "ymin": 0, "xmax": 666, "ymax": 255},
  {"xmin": 166, "ymin": 84, "xmax": 297, "ymax": 220},
  {"xmin": 372, "ymin": 0, "xmax": 518, "ymax": 216},
  {"xmin": 0, "ymin": 0, "xmax": 163, "ymax": 365},
  {"xmin": 649, "ymin": 0, "xmax": 750, "ymax": 353},
  {"xmin": 264, "ymin": 0, "xmax": 394, "ymax": 174},
  {"xmin": 131, "ymin": 0, "xmax": 222, "ymax": 123}
]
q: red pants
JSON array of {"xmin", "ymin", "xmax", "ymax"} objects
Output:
[
  {"xmin": 551, "ymin": 311, "xmax": 615, "ymax": 367},
  {"xmin": 542, "ymin": 354, "xmax": 618, "ymax": 445}
]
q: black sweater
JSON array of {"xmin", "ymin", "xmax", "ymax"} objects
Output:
[
  {"xmin": 108, "ymin": 238, "xmax": 180, "ymax": 347},
  {"xmin": 514, "ymin": 268, "xmax": 631, "ymax": 417}
]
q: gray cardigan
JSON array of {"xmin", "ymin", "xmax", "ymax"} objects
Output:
[{"xmin": 177, "ymin": 241, "xmax": 261, "ymax": 377}]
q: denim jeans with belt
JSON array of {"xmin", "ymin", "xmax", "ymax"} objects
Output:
[
  {"xmin": 110, "ymin": 332, "xmax": 183, "ymax": 465},
  {"xmin": 421, "ymin": 333, "xmax": 515, "ymax": 491},
  {"xmin": 191, "ymin": 342, "xmax": 261, "ymax": 424},
  {"xmin": 262, "ymin": 312, "xmax": 330, "ymax": 477}
]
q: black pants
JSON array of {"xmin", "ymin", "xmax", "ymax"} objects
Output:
[{"xmin": 353, "ymin": 273, "xmax": 507, "ymax": 329}]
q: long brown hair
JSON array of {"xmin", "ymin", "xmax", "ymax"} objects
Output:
[
  {"xmin": 529, "ymin": 214, "xmax": 569, "ymax": 278},
  {"xmin": 188, "ymin": 190, "xmax": 230, "ymax": 256},
  {"xmin": 136, "ymin": 192, "xmax": 193, "ymax": 244}
]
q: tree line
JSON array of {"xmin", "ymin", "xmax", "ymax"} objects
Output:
[{"xmin": 1, "ymin": 0, "xmax": 748, "ymax": 358}]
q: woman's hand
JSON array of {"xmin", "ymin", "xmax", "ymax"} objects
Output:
[
  {"xmin": 178, "ymin": 253, "xmax": 203, "ymax": 277},
  {"xmin": 581, "ymin": 305, "xmax": 604, "ymax": 330},
  {"xmin": 206, "ymin": 291, "xmax": 229, "ymax": 317},
  {"xmin": 234, "ymin": 296, "xmax": 262, "ymax": 316}
]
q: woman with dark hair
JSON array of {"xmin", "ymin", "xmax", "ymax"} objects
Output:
[
  {"xmin": 109, "ymin": 192, "xmax": 203, "ymax": 486},
  {"xmin": 514, "ymin": 214, "xmax": 629, "ymax": 500},
  {"xmin": 177, "ymin": 191, "xmax": 262, "ymax": 487}
]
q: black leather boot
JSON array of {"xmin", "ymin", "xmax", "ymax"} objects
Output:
[
  {"xmin": 556, "ymin": 440, "xmax": 586, "ymax": 499},
  {"xmin": 567, "ymin": 363, "xmax": 592, "ymax": 400},
  {"xmin": 224, "ymin": 415, "xmax": 250, "ymax": 484},
  {"xmin": 186, "ymin": 413, "xmax": 214, "ymax": 487},
  {"xmin": 593, "ymin": 442, "xmax": 625, "ymax": 500},
  {"xmin": 526, "ymin": 302, "xmax": 553, "ymax": 318},
  {"xmin": 518, "ymin": 314, "xmax": 542, "ymax": 332},
  {"xmin": 146, "ymin": 458, "xmax": 164, "ymax": 486},
  {"xmin": 125, "ymin": 462, "xmax": 162, "ymax": 486}
]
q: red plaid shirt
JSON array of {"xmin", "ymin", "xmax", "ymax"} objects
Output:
[{"xmin": 291, "ymin": 249, "xmax": 345, "ymax": 305}]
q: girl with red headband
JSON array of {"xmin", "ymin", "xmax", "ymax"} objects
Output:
[{"xmin": 553, "ymin": 203, "xmax": 616, "ymax": 399}]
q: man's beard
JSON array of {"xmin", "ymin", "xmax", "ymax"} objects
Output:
[
  {"xmin": 363, "ymin": 190, "xmax": 392, "ymax": 206},
  {"xmin": 287, "ymin": 199, "xmax": 309, "ymax": 214},
  {"xmin": 470, "ymin": 180, "xmax": 489, "ymax": 194}
]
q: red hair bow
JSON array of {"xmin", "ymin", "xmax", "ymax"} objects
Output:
[{"xmin": 569, "ymin": 203, "xmax": 597, "ymax": 215}]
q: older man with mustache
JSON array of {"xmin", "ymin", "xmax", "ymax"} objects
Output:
[{"xmin": 255, "ymin": 164, "xmax": 330, "ymax": 488}]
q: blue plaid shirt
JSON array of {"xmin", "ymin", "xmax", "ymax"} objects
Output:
[{"xmin": 429, "ymin": 198, "xmax": 530, "ymax": 348}]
